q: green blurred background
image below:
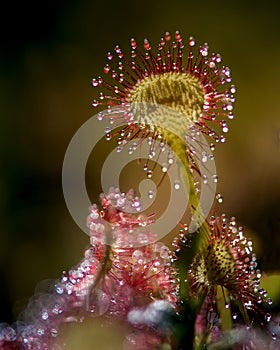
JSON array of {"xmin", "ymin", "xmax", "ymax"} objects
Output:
[{"xmin": 0, "ymin": 0, "xmax": 280, "ymax": 323}]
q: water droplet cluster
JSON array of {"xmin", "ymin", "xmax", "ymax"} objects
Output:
[
  {"xmin": 0, "ymin": 189, "xmax": 178, "ymax": 349},
  {"xmin": 187, "ymin": 215, "xmax": 274, "ymax": 327}
]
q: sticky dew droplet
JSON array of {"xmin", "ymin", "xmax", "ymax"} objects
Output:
[
  {"xmin": 189, "ymin": 37, "xmax": 196, "ymax": 47},
  {"xmin": 168, "ymin": 154, "xmax": 174, "ymax": 164},
  {"xmin": 161, "ymin": 163, "xmax": 168, "ymax": 173},
  {"xmin": 1, "ymin": 326, "xmax": 17, "ymax": 342},
  {"xmin": 104, "ymin": 64, "xmax": 110, "ymax": 73},
  {"xmin": 92, "ymin": 100, "xmax": 99, "ymax": 107},
  {"xmin": 159, "ymin": 246, "xmax": 170, "ymax": 259},
  {"xmin": 222, "ymin": 124, "xmax": 229, "ymax": 133},
  {"xmin": 132, "ymin": 249, "xmax": 143, "ymax": 260},
  {"xmin": 265, "ymin": 313, "xmax": 272, "ymax": 322},
  {"xmin": 216, "ymin": 193, "xmax": 223, "ymax": 203},
  {"xmin": 147, "ymin": 170, "xmax": 153, "ymax": 178},
  {"xmin": 92, "ymin": 78, "xmax": 99, "ymax": 87},
  {"xmin": 104, "ymin": 126, "xmax": 111, "ymax": 134},
  {"xmin": 202, "ymin": 152, "xmax": 208, "ymax": 163},
  {"xmin": 148, "ymin": 149, "xmax": 156, "ymax": 159},
  {"xmin": 213, "ymin": 175, "xmax": 218, "ymax": 183},
  {"xmin": 220, "ymin": 135, "xmax": 226, "ymax": 143},
  {"xmin": 165, "ymin": 32, "xmax": 171, "ymax": 41},
  {"xmin": 97, "ymin": 112, "xmax": 104, "ymax": 121}
]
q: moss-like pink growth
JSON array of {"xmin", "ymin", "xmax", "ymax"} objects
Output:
[{"xmin": 0, "ymin": 189, "xmax": 178, "ymax": 349}]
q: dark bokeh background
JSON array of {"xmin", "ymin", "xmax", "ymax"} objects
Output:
[{"xmin": 1, "ymin": 0, "xmax": 280, "ymax": 323}]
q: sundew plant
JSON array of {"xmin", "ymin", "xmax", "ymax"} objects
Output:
[{"xmin": 1, "ymin": 31, "xmax": 279, "ymax": 350}]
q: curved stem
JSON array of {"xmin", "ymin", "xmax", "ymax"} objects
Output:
[
  {"xmin": 165, "ymin": 131, "xmax": 211, "ymax": 245},
  {"xmin": 165, "ymin": 131, "xmax": 233, "ymax": 343},
  {"xmin": 216, "ymin": 286, "xmax": 232, "ymax": 331}
]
